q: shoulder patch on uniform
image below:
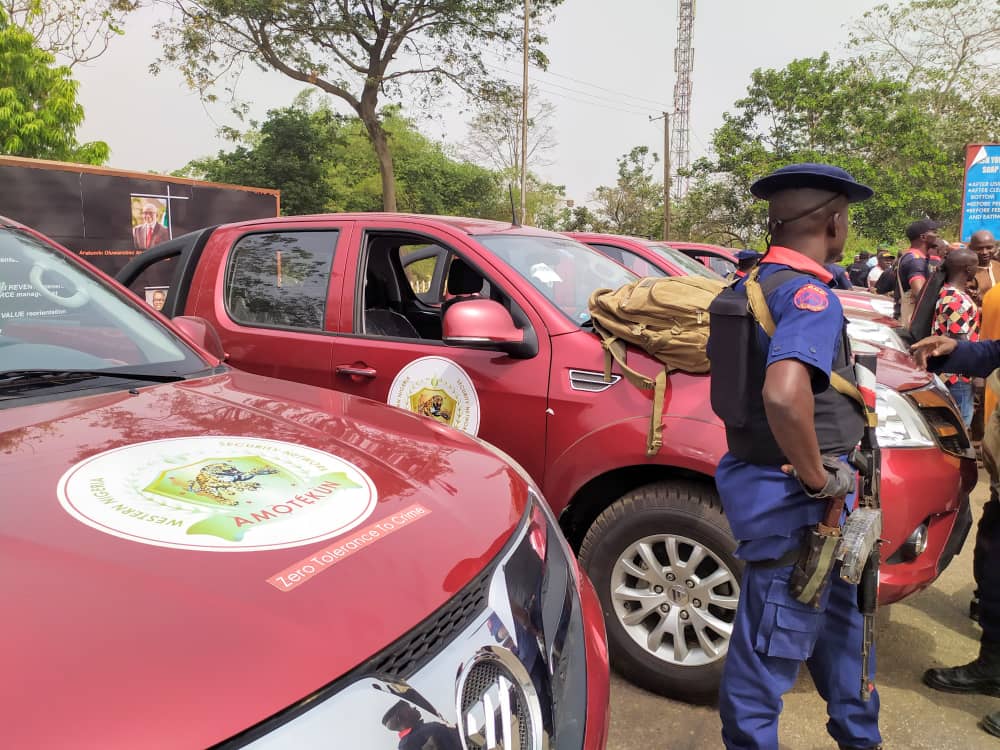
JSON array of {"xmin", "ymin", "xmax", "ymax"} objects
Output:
[{"xmin": 793, "ymin": 283, "xmax": 829, "ymax": 312}]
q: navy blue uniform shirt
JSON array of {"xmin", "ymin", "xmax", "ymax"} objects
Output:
[
  {"xmin": 930, "ymin": 339, "xmax": 1000, "ymax": 379},
  {"xmin": 712, "ymin": 246, "xmax": 853, "ymax": 561},
  {"xmin": 826, "ymin": 263, "xmax": 854, "ymax": 290},
  {"xmin": 897, "ymin": 248, "xmax": 928, "ymax": 294}
]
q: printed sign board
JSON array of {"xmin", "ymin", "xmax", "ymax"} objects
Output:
[
  {"xmin": 0, "ymin": 156, "xmax": 280, "ymax": 301},
  {"xmin": 961, "ymin": 144, "xmax": 1000, "ymax": 242}
]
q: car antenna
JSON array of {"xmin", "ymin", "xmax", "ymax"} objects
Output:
[{"xmin": 509, "ymin": 184, "xmax": 520, "ymax": 227}]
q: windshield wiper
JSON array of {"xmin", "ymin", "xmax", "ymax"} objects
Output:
[{"xmin": 0, "ymin": 369, "xmax": 185, "ymax": 387}]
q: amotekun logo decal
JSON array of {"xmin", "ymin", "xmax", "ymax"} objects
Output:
[
  {"xmin": 388, "ymin": 356, "xmax": 481, "ymax": 435},
  {"xmin": 58, "ymin": 437, "xmax": 378, "ymax": 551}
]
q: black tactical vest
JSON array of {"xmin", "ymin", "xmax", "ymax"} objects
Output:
[{"xmin": 708, "ymin": 268, "xmax": 865, "ymax": 466}]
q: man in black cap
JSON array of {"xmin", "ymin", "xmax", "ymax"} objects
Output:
[
  {"xmin": 897, "ymin": 219, "xmax": 940, "ymax": 325},
  {"xmin": 868, "ymin": 251, "xmax": 894, "ymax": 293},
  {"xmin": 708, "ymin": 162, "xmax": 881, "ymax": 750},
  {"xmin": 734, "ymin": 249, "xmax": 761, "ymax": 278}
]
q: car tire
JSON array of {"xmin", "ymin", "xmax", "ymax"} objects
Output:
[{"xmin": 578, "ymin": 480, "xmax": 743, "ymax": 703}]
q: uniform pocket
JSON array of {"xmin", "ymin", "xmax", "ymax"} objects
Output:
[{"xmin": 754, "ymin": 578, "xmax": 823, "ymax": 661}]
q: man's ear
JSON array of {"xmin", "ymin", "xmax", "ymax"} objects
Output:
[{"xmin": 827, "ymin": 212, "xmax": 841, "ymax": 238}]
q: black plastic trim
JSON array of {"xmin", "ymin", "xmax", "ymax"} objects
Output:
[{"xmin": 115, "ymin": 226, "xmax": 219, "ymax": 318}]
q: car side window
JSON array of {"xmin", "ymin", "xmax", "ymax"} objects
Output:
[
  {"xmin": 708, "ymin": 257, "xmax": 736, "ymax": 276},
  {"xmin": 587, "ymin": 243, "xmax": 665, "ymax": 278},
  {"xmin": 362, "ymin": 233, "xmax": 510, "ymax": 341},
  {"xmin": 224, "ymin": 231, "xmax": 337, "ymax": 330}
]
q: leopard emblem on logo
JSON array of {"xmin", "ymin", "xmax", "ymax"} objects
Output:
[{"xmin": 188, "ymin": 462, "xmax": 279, "ymax": 506}]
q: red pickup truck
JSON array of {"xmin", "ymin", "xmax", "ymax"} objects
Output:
[
  {"xmin": 119, "ymin": 214, "xmax": 976, "ymax": 701},
  {"xmin": 0, "ymin": 217, "xmax": 609, "ymax": 748}
]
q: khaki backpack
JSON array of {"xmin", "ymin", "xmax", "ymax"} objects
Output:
[{"xmin": 588, "ymin": 275, "xmax": 726, "ymax": 455}]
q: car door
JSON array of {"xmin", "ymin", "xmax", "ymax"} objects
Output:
[
  {"xmin": 182, "ymin": 220, "xmax": 354, "ymax": 388},
  {"xmin": 327, "ymin": 219, "xmax": 553, "ymax": 484}
]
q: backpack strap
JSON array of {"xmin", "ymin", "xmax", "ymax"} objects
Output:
[
  {"xmin": 745, "ymin": 267, "xmax": 875, "ymax": 426},
  {"xmin": 593, "ymin": 318, "xmax": 668, "ymax": 456}
]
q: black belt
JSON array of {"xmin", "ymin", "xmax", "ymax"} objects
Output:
[{"xmin": 748, "ymin": 547, "xmax": 800, "ymax": 569}]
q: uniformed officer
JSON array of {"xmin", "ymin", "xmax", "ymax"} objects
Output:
[
  {"xmin": 911, "ymin": 333, "xmax": 1000, "ymax": 738},
  {"xmin": 735, "ymin": 249, "xmax": 762, "ymax": 278},
  {"xmin": 707, "ymin": 163, "xmax": 881, "ymax": 750}
]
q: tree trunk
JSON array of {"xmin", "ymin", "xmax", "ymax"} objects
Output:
[{"xmin": 359, "ymin": 105, "xmax": 396, "ymax": 212}]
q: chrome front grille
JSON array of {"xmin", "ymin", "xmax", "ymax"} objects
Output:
[{"xmin": 458, "ymin": 654, "xmax": 536, "ymax": 750}]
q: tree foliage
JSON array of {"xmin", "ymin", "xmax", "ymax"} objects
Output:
[
  {"xmin": 155, "ymin": 0, "xmax": 563, "ymax": 212},
  {"xmin": 850, "ymin": 0, "xmax": 1000, "ymax": 110},
  {"xmin": 178, "ymin": 97, "xmax": 502, "ymax": 218},
  {"xmin": 1, "ymin": 0, "xmax": 138, "ymax": 67},
  {"xmin": 591, "ymin": 146, "xmax": 663, "ymax": 238},
  {"xmin": 0, "ymin": 9, "xmax": 108, "ymax": 163},
  {"xmin": 670, "ymin": 0, "xmax": 1000, "ymax": 247},
  {"xmin": 462, "ymin": 83, "xmax": 556, "ymax": 178},
  {"xmin": 676, "ymin": 53, "xmax": 1000, "ymax": 245}
]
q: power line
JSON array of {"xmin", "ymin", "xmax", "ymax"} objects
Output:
[
  {"xmin": 527, "ymin": 65, "xmax": 672, "ymax": 109},
  {"xmin": 482, "ymin": 60, "xmax": 656, "ymax": 116},
  {"xmin": 482, "ymin": 50, "xmax": 671, "ymax": 110}
]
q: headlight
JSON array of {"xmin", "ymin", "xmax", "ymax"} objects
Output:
[
  {"xmin": 869, "ymin": 297, "xmax": 896, "ymax": 318},
  {"xmin": 847, "ymin": 319, "xmax": 907, "ymax": 353},
  {"xmin": 876, "ymin": 385, "xmax": 935, "ymax": 447}
]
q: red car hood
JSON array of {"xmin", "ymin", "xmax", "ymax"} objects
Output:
[{"xmin": 1, "ymin": 370, "xmax": 526, "ymax": 747}]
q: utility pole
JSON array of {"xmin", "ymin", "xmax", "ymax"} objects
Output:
[
  {"xmin": 520, "ymin": 0, "xmax": 530, "ymax": 225},
  {"xmin": 650, "ymin": 111, "xmax": 671, "ymax": 240}
]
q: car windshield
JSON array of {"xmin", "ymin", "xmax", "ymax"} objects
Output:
[
  {"xmin": 0, "ymin": 227, "xmax": 206, "ymax": 379},
  {"xmin": 644, "ymin": 242, "xmax": 724, "ymax": 280},
  {"xmin": 475, "ymin": 234, "xmax": 636, "ymax": 325}
]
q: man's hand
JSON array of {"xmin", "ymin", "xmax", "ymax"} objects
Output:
[
  {"xmin": 782, "ymin": 456, "xmax": 856, "ymax": 499},
  {"xmin": 910, "ymin": 335, "xmax": 958, "ymax": 369}
]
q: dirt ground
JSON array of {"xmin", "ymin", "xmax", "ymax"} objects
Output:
[{"xmin": 606, "ymin": 472, "xmax": 999, "ymax": 750}]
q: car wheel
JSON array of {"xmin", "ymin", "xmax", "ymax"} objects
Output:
[{"xmin": 578, "ymin": 480, "xmax": 742, "ymax": 702}]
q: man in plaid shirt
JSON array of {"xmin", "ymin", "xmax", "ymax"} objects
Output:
[{"xmin": 934, "ymin": 248, "xmax": 981, "ymax": 425}]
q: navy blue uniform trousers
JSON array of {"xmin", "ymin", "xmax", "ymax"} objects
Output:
[
  {"xmin": 719, "ymin": 563, "xmax": 881, "ymax": 749},
  {"xmin": 931, "ymin": 340, "xmax": 1000, "ymax": 644}
]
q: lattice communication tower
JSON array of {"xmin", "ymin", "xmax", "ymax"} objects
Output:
[{"xmin": 671, "ymin": 0, "xmax": 695, "ymax": 200}]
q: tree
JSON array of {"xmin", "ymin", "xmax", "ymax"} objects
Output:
[
  {"xmin": 462, "ymin": 83, "xmax": 556, "ymax": 178},
  {"xmin": 155, "ymin": 0, "xmax": 563, "ymax": 212},
  {"xmin": 591, "ymin": 146, "xmax": 663, "ymax": 238},
  {"xmin": 1, "ymin": 0, "xmax": 138, "ymax": 67},
  {"xmin": 850, "ymin": 0, "xmax": 1000, "ymax": 111},
  {"xmin": 0, "ymin": 10, "xmax": 108, "ymax": 163},
  {"xmin": 177, "ymin": 95, "xmax": 345, "ymax": 215},
  {"xmin": 678, "ymin": 55, "xmax": 991, "ymax": 245},
  {"xmin": 179, "ymin": 97, "xmax": 502, "ymax": 218}
]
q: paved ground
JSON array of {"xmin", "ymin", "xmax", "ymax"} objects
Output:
[{"xmin": 606, "ymin": 472, "xmax": 999, "ymax": 750}]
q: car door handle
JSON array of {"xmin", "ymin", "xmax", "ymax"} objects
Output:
[{"xmin": 336, "ymin": 365, "xmax": 377, "ymax": 379}]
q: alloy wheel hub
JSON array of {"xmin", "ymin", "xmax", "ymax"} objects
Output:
[{"xmin": 610, "ymin": 533, "xmax": 740, "ymax": 667}]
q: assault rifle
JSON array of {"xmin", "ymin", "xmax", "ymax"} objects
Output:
[{"xmin": 838, "ymin": 351, "xmax": 882, "ymax": 702}]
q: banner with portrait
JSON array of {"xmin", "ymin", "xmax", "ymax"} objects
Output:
[{"xmin": 0, "ymin": 156, "xmax": 280, "ymax": 306}]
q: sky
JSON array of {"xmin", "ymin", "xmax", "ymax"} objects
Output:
[{"xmin": 73, "ymin": 0, "xmax": 886, "ymax": 205}]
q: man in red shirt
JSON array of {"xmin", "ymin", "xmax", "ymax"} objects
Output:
[
  {"xmin": 896, "ymin": 219, "xmax": 940, "ymax": 325},
  {"xmin": 933, "ymin": 248, "xmax": 981, "ymax": 425}
]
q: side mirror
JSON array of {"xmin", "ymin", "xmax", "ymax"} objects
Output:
[
  {"xmin": 173, "ymin": 315, "xmax": 228, "ymax": 363},
  {"xmin": 443, "ymin": 299, "xmax": 535, "ymax": 358}
]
